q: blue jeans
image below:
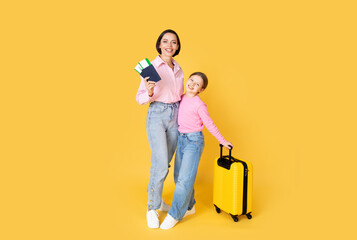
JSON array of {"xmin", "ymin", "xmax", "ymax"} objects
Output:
[
  {"xmin": 168, "ymin": 131, "xmax": 205, "ymax": 221},
  {"xmin": 146, "ymin": 101, "xmax": 179, "ymax": 210}
]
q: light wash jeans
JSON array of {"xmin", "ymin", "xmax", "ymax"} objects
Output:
[
  {"xmin": 168, "ymin": 131, "xmax": 205, "ymax": 221},
  {"xmin": 146, "ymin": 101, "xmax": 179, "ymax": 210}
]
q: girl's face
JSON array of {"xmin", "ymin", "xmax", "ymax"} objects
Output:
[
  {"xmin": 186, "ymin": 75, "xmax": 204, "ymax": 96},
  {"xmin": 159, "ymin": 33, "xmax": 179, "ymax": 58}
]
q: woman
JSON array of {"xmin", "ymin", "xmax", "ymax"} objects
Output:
[{"xmin": 136, "ymin": 29, "xmax": 184, "ymax": 228}]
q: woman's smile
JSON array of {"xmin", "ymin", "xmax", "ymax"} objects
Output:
[{"xmin": 159, "ymin": 33, "xmax": 178, "ymax": 57}]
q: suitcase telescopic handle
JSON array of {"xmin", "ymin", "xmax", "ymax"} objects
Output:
[{"xmin": 220, "ymin": 144, "xmax": 233, "ymax": 161}]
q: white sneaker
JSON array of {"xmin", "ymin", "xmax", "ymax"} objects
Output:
[
  {"xmin": 160, "ymin": 214, "xmax": 178, "ymax": 230},
  {"xmin": 158, "ymin": 198, "xmax": 170, "ymax": 212},
  {"xmin": 183, "ymin": 206, "xmax": 195, "ymax": 218},
  {"xmin": 147, "ymin": 210, "xmax": 159, "ymax": 229}
]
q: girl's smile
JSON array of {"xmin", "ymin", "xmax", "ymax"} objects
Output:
[{"xmin": 186, "ymin": 75, "xmax": 204, "ymax": 97}]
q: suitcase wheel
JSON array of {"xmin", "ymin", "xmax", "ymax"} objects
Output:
[
  {"xmin": 246, "ymin": 213, "xmax": 252, "ymax": 219},
  {"xmin": 214, "ymin": 204, "xmax": 221, "ymax": 213},
  {"xmin": 230, "ymin": 214, "xmax": 239, "ymax": 222}
]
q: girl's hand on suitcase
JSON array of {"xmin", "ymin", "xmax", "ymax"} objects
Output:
[{"xmin": 223, "ymin": 142, "xmax": 233, "ymax": 149}]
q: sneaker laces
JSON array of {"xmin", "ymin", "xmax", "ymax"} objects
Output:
[{"xmin": 148, "ymin": 210, "xmax": 159, "ymax": 219}]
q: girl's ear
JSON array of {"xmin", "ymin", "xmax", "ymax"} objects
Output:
[{"xmin": 200, "ymin": 88, "xmax": 205, "ymax": 93}]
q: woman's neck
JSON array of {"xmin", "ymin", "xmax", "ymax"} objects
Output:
[{"xmin": 159, "ymin": 55, "xmax": 173, "ymax": 66}]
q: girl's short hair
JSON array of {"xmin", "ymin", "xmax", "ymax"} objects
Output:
[
  {"xmin": 190, "ymin": 72, "xmax": 208, "ymax": 89},
  {"xmin": 156, "ymin": 29, "xmax": 181, "ymax": 57}
]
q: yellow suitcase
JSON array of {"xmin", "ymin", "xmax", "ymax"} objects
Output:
[{"xmin": 213, "ymin": 145, "xmax": 252, "ymax": 222}]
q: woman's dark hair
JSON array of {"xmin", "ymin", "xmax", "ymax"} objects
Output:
[
  {"xmin": 190, "ymin": 72, "xmax": 208, "ymax": 89},
  {"xmin": 156, "ymin": 29, "xmax": 181, "ymax": 57}
]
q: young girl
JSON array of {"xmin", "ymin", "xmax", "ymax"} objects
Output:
[{"xmin": 160, "ymin": 72, "xmax": 233, "ymax": 229}]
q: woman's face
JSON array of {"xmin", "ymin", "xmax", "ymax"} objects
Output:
[{"xmin": 159, "ymin": 33, "xmax": 179, "ymax": 58}]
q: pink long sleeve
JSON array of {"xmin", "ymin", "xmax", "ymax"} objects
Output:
[
  {"xmin": 178, "ymin": 95, "xmax": 227, "ymax": 145},
  {"xmin": 197, "ymin": 104, "xmax": 227, "ymax": 145},
  {"xmin": 136, "ymin": 76, "xmax": 152, "ymax": 105}
]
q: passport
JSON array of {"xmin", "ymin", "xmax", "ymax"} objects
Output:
[{"xmin": 134, "ymin": 58, "xmax": 161, "ymax": 82}]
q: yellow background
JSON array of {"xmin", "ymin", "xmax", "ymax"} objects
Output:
[{"xmin": 1, "ymin": 0, "xmax": 356, "ymax": 239}]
